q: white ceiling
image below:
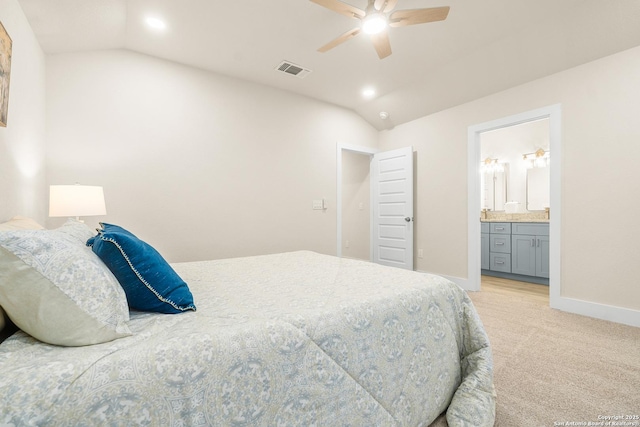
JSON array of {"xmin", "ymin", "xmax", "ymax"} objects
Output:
[{"xmin": 17, "ymin": 0, "xmax": 640, "ymax": 130}]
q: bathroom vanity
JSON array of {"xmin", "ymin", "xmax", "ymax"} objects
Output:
[{"xmin": 481, "ymin": 220, "xmax": 549, "ymax": 285}]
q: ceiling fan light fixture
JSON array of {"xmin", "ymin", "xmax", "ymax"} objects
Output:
[{"xmin": 362, "ymin": 13, "xmax": 388, "ymax": 35}]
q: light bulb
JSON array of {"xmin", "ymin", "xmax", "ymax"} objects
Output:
[{"xmin": 362, "ymin": 13, "xmax": 387, "ymax": 35}]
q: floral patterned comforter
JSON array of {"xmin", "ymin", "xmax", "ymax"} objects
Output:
[{"xmin": 0, "ymin": 251, "xmax": 495, "ymax": 426}]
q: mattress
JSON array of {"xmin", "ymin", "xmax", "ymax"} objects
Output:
[{"xmin": 0, "ymin": 251, "xmax": 495, "ymax": 426}]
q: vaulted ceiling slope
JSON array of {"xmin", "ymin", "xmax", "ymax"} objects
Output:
[{"xmin": 18, "ymin": 0, "xmax": 640, "ymax": 130}]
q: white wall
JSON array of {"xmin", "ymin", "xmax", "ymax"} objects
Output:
[
  {"xmin": 380, "ymin": 45, "xmax": 640, "ymax": 315},
  {"xmin": 0, "ymin": 0, "xmax": 46, "ymax": 223},
  {"xmin": 45, "ymin": 50, "xmax": 378, "ymax": 262}
]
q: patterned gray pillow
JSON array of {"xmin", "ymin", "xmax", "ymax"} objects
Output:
[{"xmin": 0, "ymin": 223, "xmax": 131, "ymax": 346}]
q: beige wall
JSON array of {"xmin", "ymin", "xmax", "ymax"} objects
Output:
[
  {"xmin": 380, "ymin": 45, "xmax": 640, "ymax": 313},
  {"xmin": 45, "ymin": 50, "xmax": 378, "ymax": 262},
  {"xmin": 0, "ymin": 0, "xmax": 46, "ymax": 223},
  {"xmin": 341, "ymin": 150, "xmax": 370, "ymax": 261}
]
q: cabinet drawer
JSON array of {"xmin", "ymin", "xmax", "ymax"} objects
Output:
[
  {"xmin": 512, "ymin": 222, "xmax": 549, "ymax": 236},
  {"xmin": 490, "ymin": 223, "xmax": 511, "ymax": 234},
  {"xmin": 481, "ymin": 222, "xmax": 490, "ymax": 233},
  {"xmin": 490, "ymin": 253, "xmax": 511, "ymax": 273},
  {"xmin": 490, "ymin": 234, "xmax": 511, "ymax": 253}
]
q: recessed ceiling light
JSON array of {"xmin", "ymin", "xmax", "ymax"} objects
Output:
[
  {"xmin": 145, "ymin": 17, "xmax": 167, "ymax": 31},
  {"xmin": 362, "ymin": 87, "xmax": 376, "ymax": 99}
]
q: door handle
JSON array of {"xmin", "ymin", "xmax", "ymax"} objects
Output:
[{"xmin": 404, "ymin": 217, "xmax": 413, "ymax": 222}]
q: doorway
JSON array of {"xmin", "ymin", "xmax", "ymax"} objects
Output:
[
  {"xmin": 336, "ymin": 144, "xmax": 377, "ymax": 260},
  {"xmin": 336, "ymin": 144, "xmax": 415, "ymax": 270},
  {"xmin": 467, "ymin": 105, "xmax": 561, "ymax": 309}
]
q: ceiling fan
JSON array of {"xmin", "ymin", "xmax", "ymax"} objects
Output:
[{"xmin": 311, "ymin": 0, "xmax": 450, "ymax": 59}]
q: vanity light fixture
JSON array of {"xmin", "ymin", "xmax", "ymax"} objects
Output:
[
  {"xmin": 523, "ymin": 148, "xmax": 549, "ymax": 169},
  {"xmin": 480, "ymin": 157, "xmax": 504, "ymax": 174}
]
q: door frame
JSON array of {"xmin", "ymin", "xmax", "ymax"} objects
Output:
[
  {"xmin": 336, "ymin": 143, "xmax": 378, "ymax": 259},
  {"xmin": 467, "ymin": 104, "xmax": 562, "ymax": 310}
]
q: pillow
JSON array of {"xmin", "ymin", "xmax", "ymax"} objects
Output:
[
  {"xmin": 87, "ymin": 223, "xmax": 196, "ymax": 314},
  {"xmin": 0, "ymin": 215, "xmax": 45, "ymax": 231},
  {"xmin": 0, "ymin": 215, "xmax": 42, "ymax": 335},
  {"xmin": 57, "ymin": 217, "xmax": 97, "ymax": 245},
  {"xmin": 0, "ymin": 226, "xmax": 131, "ymax": 346}
]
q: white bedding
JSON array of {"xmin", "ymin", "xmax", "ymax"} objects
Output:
[{"xmin": 0, "ymin": 251, "xmax": 495, "ymax": 426}]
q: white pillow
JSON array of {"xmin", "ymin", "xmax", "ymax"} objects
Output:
[
  {"xmin": 0, "ymin": 216, "xmax": 45, "ymax": 335},
  {"xmin": 0, "ymin": 222, "xmax": 131, "ymax": 346},
  {"xmin": 0, "ymin": 215, "xmax": 45, "ymax": 231}
]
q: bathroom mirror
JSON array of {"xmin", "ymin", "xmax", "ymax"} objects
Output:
[
  {"xmin": 481, "ymin": 163, "xmax": 509, "ymax": 211},
  {"xmin": 526, "ymin": 165, "xmax": 550, "ymax": 210}
]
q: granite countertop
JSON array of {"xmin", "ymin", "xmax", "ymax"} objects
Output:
[
  {"xmin": 481, "ymin": 218, "xmax": 549, "ymax": 223},
  {"xmin": 480, "ymin": 212, "xmax": 549, "ymax": 223}
]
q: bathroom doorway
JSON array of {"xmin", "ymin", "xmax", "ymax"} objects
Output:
[{"xmin": 467, "ymin": 104, "xmax": 561, "ymax": 308}]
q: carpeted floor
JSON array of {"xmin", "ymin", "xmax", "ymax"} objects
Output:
[{"xmin": 430, "ymin": 282, "xmax": 640, "ymax": 426}]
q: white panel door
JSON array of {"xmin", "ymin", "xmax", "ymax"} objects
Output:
[{"xmin": 371, "ymin": 146, "xmax": 414, "ymax": 270}]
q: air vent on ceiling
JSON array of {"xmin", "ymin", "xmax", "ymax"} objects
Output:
[{"xmin": 275, "ymin": 61, "xmax": 312, "ymax": 79}]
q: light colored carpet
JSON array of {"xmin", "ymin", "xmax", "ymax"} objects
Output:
[{"xmin": 430, "ymin": 286, "xmax": 640, "ymax": 426}]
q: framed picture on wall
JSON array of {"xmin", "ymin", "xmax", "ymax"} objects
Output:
[{"xmin": 0, "ymin": 21, "xmax": 12, "ymax": 128}]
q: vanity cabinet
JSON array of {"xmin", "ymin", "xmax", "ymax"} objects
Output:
[
  {"xmin": 481, "ymin": 223, "xmax": 490, "ymax": 270},
  {"xmin": 511, "ymin": 223, "xmax": 549, "ymax": 278},
  {"xmin": 481, "ymin": 221, "xmax": 549, "ymax": 284}
]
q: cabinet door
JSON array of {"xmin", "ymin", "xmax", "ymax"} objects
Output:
[
  {"xmin": 536, "ymin": 235, "xmax": 550, "ymax": 278},
  {"xmin": 511, "ymin": 234, "xmax": 536, "ymax": 276},
  {"xmin": 481, "ymin": 233, "xmax": 490, "ymax": 270}
]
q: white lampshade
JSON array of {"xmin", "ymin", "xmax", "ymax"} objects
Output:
[{"xmin": 49, "ymin": 185, "xmax": 107, "ymax": 218}]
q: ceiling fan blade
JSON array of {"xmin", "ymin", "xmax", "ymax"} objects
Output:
[
  {"xmin": 310, "ymin": 0, "xmax": 366, "ymax": 19},
  {"xmin": 318, "ymin": 27, "xmax": 362, "ymax": 53},
  {"xmin": 374, "ymin": 0, "xmax": 400, "ymax": 12},
  {"xmin": 389, "ymin": 6, "xmax": 450, "ymax": 27},
  {"xmin": 370, "ymin": 31, "xmax": 392, "ymax": 59}
]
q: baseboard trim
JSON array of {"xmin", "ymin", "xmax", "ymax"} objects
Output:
[
  {"xmin": 418, "ymin": 269, "xmax": 640, "ymax": 328},
  {"xmin": 552, "ymin": 296, "xmax": 640, "ymax": 328}
]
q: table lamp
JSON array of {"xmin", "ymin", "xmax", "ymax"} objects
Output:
[{"xmin": 49, "ymin": 184, "xmax": 106, "ymax": 221}]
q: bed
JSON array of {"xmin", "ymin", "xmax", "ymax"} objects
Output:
[{"xmin": 0, "ymin": 219, "xmax": 495, "ymax": 427}]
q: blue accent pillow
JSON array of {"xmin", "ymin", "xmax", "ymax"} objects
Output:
[{"xmin": 87, "ymin": 223, "xmax": 196, "ymax": 314}]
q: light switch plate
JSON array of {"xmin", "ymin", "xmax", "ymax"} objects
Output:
[{"xmin": 312, "ymin": 199, "xmax": 324, "ymax": 210}]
